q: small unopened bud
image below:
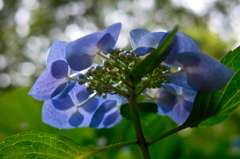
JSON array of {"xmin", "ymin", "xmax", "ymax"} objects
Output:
[
  {"xmin": 91, "ymin": 69, "xmax": 97, "ymax": 74},
  {"xmin": 103, "ymin": 60, "xmax": 109, "ymax": 66},
  {"xmin": 124, "ymin": 50, "xmax": 131, "ymax": 54},
  {"xmin": 102, "ymin": 67, "xmax": 107, "ymax": 72},
  {"xmin": 102, "ymin": 93, "xmax": 107, "ymax": 99},
  {"xmin": 107, "ymin": 48, "xmax": 114, "ymax": 54},
  {"xmin": 108, "ymin": 54, "xmax": 113, "ymax": 59},
  {"xmin": 119, "ymin": 52, "xmax": 125, "ymax": 58},
  {"xmin": 126, "ymin": 53, "xmax": 132, "ymax": 59},
  {"xmin": 79, "ymin": 73, "xmax": 84, "ymax": 79},
  {"xmin": 95, "ymin": 65, "xmax": 102, "ymax": 70}
]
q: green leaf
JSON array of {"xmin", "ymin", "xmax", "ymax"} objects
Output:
[
  {"xmin": 120, "ymin": 102, "xmax": 158, "ymax": 120},
  {"xmin": 127, "ymin": 25, "xmax": 178, "ymax": 86},
  {"xmin": 0, "ymin": 131, "xmax": 95, "ymax": 159},
  {"xmin": 184, "ymin": 46, "xmax": 240, "ymax": 126}
]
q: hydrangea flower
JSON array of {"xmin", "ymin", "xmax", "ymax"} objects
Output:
[
  {"xmin": 28, "ymin": 41, "xmax": 76, "ymax": 101},
  {"xmin": 168, "ymin": 52, "xmax": 235, "ymax": 92},
  {"xmin": 130, "ymin": 28, "xmax": 235, "ymax": 92},
  {"xmin": 29, "ymin": 23, "xmax": 122, "ymax": 101},
  {"xmin": 129, "ymin": 29, "xmax": 201, "ymax": 66},
  {"xmin": 42, "ymin": 83, "xmax": 124, "ymax": 129},
  {"xmin": 152, "ymin": 83, "xmax": 197, "ymax": 125},
  {"xmin": 66, "ymin": 23, "xmax": 122, "ymax": 71}
]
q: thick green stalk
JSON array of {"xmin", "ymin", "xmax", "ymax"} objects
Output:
[{"xmin": 128, "ymin": 94, "xmax": 151, "ymax": 159}]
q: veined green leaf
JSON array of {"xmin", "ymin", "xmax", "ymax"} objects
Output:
[
  {"xmin": 0, "ymin": 131, "xmax": 95, "ymax": 159},
  {"xmin": 127, "ymin": 26, "xmax": 178, "ymax": 86},
  {"xmin": 184, "ymin": 46, "xmax": 240, "ymax": 126}
]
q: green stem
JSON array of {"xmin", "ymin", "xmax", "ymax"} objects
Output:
[
  {"xmin": 98, "ymin": 80, "xmax": 128, "ymax": 98},
  {"xmin": 147, "ymin": 124, "xmax": 189, "ymax": 146},
  {"xmin": 128, "ymin": 92, "xmax": 151, "ymax": 159},
  {"xmin": 67, "ymin": 77, "xmax": 99, "ymax": 84},
  {"xmin": 153, "ymin": 68, "xmax": 185, "ymax": 78},
  {"xmin": 77, "ymin": 140, "xmax": 137, "ymax": 159},
  {"xmin": 97, "ymin": 52, "xmax": 115, "ymax": 63}
]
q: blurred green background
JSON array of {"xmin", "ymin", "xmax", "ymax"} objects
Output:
[{"xmin": 0, "ymin": 0, "xmax": 240, "ymax": 158}]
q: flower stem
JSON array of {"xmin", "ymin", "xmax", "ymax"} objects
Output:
[
  {"xmin": 128, "ymin": 90, "xmax": 151, "ymax": 159},
  {"xmin": 97, "ymin": 52, "xmax": 115, "ymax": 63},
  {"xmin": 147, "ymin": 124, "xmax": 189, "ymax": 146},
  {"xmin": 77, "ymin": 140, "xmax": 137, "ymax": 159}
]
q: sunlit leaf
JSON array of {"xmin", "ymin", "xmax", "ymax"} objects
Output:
[{"xmin": 0, "ymin": 131, "xmax": 94, "ymax": 159}]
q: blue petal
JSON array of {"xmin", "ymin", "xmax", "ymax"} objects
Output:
[
  {"xmin": 157, "ymin": 97, "xmax": 175, "ymax": 115},
  {"xmin": 167, "ymin": 98, "xmax": 193, "ymax": 125},
  {"xmin": 101, "ymin": 23, "xmax": 122, "ymax": 54},
  {"xmin": 42, "ymin": 100, "xmax": 77, "ymax": 129},
  {"xmin": 89, "ymin": 102, "xmax": 106, "ymax": 128},
  {"xmin": 182, "ymin": 87, "xmax": 198, "ymax": 103},
  {"xmin": 46, "ymin": 41, "xmax": 68, "ymax": 67},
  {"xmin": 156, "ymin": 85, "xmax": 176, "ymax": 115},
  {"xmin": 103, "ymin": 110, "xmax": 122, "ymax": 128},
  {"xmin": 162, "ymin": 31, "xmax": 201, "ymax": 66},
  {"xmin": 89, "ymin": 100, "xmax": 117, "ymax": 128},
  {"xmin": 51, "ymin": 60, "xmax": 69, "ymax": 79},
  {"xmin": 97, "ymin": 33, "xmax": 114, "ymax": 52},
  {"xmin": 29, "ymin": 62, "xmax": 69, "ymax": 101},
  {"xmin": 177, "ymin": 52, "xmax": 235, "ymax": 92},
  {"xmin": 82, "ymin": 98, "xmax": 99, "ymax": 113},
  {"xmin": 130, "ymin": 29, "xmax": 150, "ymax": 50},
  {"xmin": 67, "ymin": 83, "xmax": 90, "ymax": 105},
  {"xmin": 167, "ymin": 72, "xmax": 193, "ymax": 90},
  {"xmin": 76, "ymin": 87, "xmax": 90, "ymax": 103},
  {"xmin": 138, "ymin": 32, "xmax": 165, "ymax": 48},
  {"xmin": 133, "ymin": 47, "xmax": 155, "ymax": 56},
  {"xmin": 69, "ymin": 110, "xmax": 84, "ymax": 127},
  {"xmin": 52, "ymin": 94, "xmax": 74, "ymax": 110},
  {"xmin": 53, "ymin": 80, "xmax": 77, "ymax": 99},
  {"xmin": 66, "ymin": 32, "xmax": 102, "ymax": 71}
]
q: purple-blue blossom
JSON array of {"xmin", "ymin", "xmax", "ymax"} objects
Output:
[
  {"xmin": 28, "ymin": 41, "xmax": 76, "ymax": 101},
  {"xmin": 152, "ymin": 83, "xmax": 197, "ymax": 125},
  {"xmin": 130, "ymin": 29, "xmax": 201, "ymax": 66},
  {"xmin": 29, "ymin": 23, "xmax": 122, "ymax": 101},
  {"xmin": 42, "ymin": 83, "xmax": 124, "ymax": 129},
  {"xmin": 66, "ymin": 23, "xmax": 122, "ymax": 71}
]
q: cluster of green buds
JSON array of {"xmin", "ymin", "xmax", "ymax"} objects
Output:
[{"xmin": 77, "ymin": 49, "xmax": 172, "ymax": 98}]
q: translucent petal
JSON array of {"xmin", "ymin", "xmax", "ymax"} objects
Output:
[
  {"xmin": 157, "ymin": 97, "xmax": 175, "ymax": 115},
  {"xmin": 97, "ymin": 33, "xmax": 113, "ymax": 52},
  {"xmin": 89, "ymin": 100, "xmax": 117, "ymax": 128},
  {"xmin": 66, "ymin": 33, "xmax": 101, "ymax": 71},
  {"xmin": 69, "ymin": 110, "xmax": 84, "ymax": 127},
  {"xmin": 103, "ymin": 110, "xmax": 122, "ymax": 128},
  {"xmin": 42, "ymin": 84, "xmax": 99, "ymax": 129},
  {"xmin": 101, "ymin": 23, "xmax": 122, "ymax": 54},
  {"xmin": 46, "ymin": 40, "xmax": 68, "ymax": 67},
  {"xmin": 52, "ymin": 94, "xmax": 74, "ymax": 110},
  {"xmin": 162, "ymin": 31, "xmax": 201, "ymax": 66},
  {"xmin": 82, "ymin": 98, "xmax": 99, "ymax": 113},
  {"xmin": 167, "ymin": 98, "xmax": 193, "ymax": 125},
  {"xmin": 129, "ymin": 29, "xmax": 150, "ymax": 50},
  {"xmin": 138, "ymin": 32, "xmax": 165, "ymax": 48},
  {"xmin": 28, "ymin": 62, "xmax": 68, "ymax": 101},
  {"xmin": 133, "ymin": 47, "xmax": 155, "ymax": 56},
  {"xmin": 42, "ymin": 100, "xmax": 77, "ymax": 129},
  {"xmin": 177, "ymin": 52, "xmax": 235, "ymax": 92},
  {"xmin": 167, "ymin": 72, "xmax": 193, "ymax": 90},
  {"xmin": 51, "ymin": 60, "xmax": 69, "ymax": 79}
]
